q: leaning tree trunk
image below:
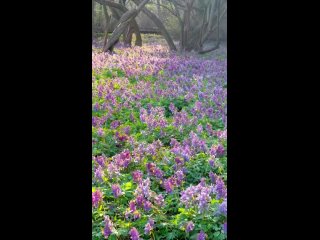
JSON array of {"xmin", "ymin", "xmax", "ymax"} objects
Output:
[
  {"xmin": 95, "ymin": 0, "xmax": 142, "ymax": 48},
  {"xmin": 132, "ymin": 0, "xmax": 177, "ymax": 51},
  {"xmin": 117, "ymin": 0, "xmax": 138, "ymax": 47},
  {"xmin": 107, "ymin": 0, "xmax": 142, "ymax": 46},
  {"xmin": 102, "ymin": 4, "xmax": 112, "ymax": 51},
  {"xmin": 104, "ymin": 0, "xmax": 150, "ymax": 51},
  {"xmin": 119, "ymin": 0, "xmax": 128, "ymax": 44}
]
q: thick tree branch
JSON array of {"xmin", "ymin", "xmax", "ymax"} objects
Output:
[
  {"xmin": 133, "ymin": 0, "xmax": 177, "ymax": 51},
  {"xmin": 95, "ymin": 0, "xmax": 142, "ymax": 47},
  {"xmin": 104, "ymin": 0, "xmax": 150, "ymax": 51}
]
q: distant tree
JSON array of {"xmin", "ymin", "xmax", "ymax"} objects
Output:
[{"xmin": 92, "ymin": 0, "xmax": 227, "ymax": 53}]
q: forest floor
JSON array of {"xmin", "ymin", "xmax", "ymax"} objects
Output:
[{"xmin": 92, "ymin": 34, "xmax": 227, "ymax": 59}]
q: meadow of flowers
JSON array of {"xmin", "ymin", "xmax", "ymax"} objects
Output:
[{"xmin": 92, "ymin": 44, "xmax": 227, "ymax": 240}]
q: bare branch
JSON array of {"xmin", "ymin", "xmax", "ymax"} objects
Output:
[
  {"xmin": 148, "ymin": 2, "xmax": 178, "ymax": 17},
  {"xmin": 95, "ymin": 0, "xmax": 142, "ymax": 48},
  {"xmin": 132, "ymin": 0, "xmax": 177, "ymax": 51},
  {"xmin": 104, "ymin": 0, "xmax": 150, "ymax": 51}
]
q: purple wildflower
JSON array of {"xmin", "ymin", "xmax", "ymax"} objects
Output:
[
  {"xmin": 197, "ymin": 230, "xmax": 206, "ymax": 240},
  {"xmin": 197, "ymin": 187, "xmax": 211, "ymax": 213},
  {"xmin": 169, "ymin": 102, "xmax": 177, "ymax": 113},
  {"xmin": 209, "ymin": 172, "xmax": 217, "ymax": 184},
  {"xmin": 123, "ymin": 126, "xmax": 131, "ymax": 135},
  {"xmin": 181, "ymin": 180, "xmax": 213, "ymax": 212},
  {"xmin": 144, "ymin": 218, "xmax": 155, "ymax": 235},
  {"xmin": 154, "ymin": 168, "xmax": 164, "ymax": 179},
  {"xmin": 170, "ymin": 138, "xmax": 179, "ymax": 147},
  {"xmin": 144, "ymin": 223, "xmax": 153, "ymax": 235},
  {"xmin": 143, "ymin": 200, "xmax": 152, "ymax": 212},
  {"xmin": 115, "ymin": 131, "xmax": 128, "ymax": 142},
  {"xmin": 95, "ymin": 155, "xmax": 106, "ymax": 167},
  {"xmin": 163, "ymin": 178, "xmax": 174, "ymax": 193},
  {"xmin": 175, "ymin": 157, "xmax": 184, "ymax": 166},
  {"xmin": 215, "ymin": 177, "xmax": 227, "ymax": 199},
  {"xmin": 133, "ymin": 210, "xmax": 141, "ymax": 220},
  {"xmin": 154, "ymin": 194, "xmax": 164, "ymax": 206},
  {"xmin": 97, "ymin": 128, "xmax": 105, "ymax": 137},
  {"xmin": 138, "ymin": 178, "xmax": 151, "ymax": 198},
  {"xmin": 186, "ymin": 221, "xmax": 195, "ymax": 233},
  {"xmin": 129, "ymin": 227, "xmax": 140, "ymax": 240},
  {"xmin": 92, "ymin": 189, "xmax": 103, "ymax": 208},
  {"xmin": 135, "ymin": 194, "xmax": 144, "ymax": 207},
  {"xmin": 216, "ymin": 130, "xmax": 227, "ymax": 139},
  {"xmin": 210, "ymin": 144, "xmax": 225, "ymax": 157},
  {"xmin": 94, "ymin": 166, "xmax": 104, "ymax": 182},
  {"xmin": 148, "ymin": 218, "xmax": 155, "ymax": 227},
  {"xmin": 132, "ymin": 170, "xmax": 143, "ymax": 184},
  {"xmin": 129, "ymin": 200, "xmax": 136, "ymax": 212},
  {"xmin": 206, "ymin": 123, "xmax": 214, "ymax": 135},
  {"xmin": 223, "ymin": 222, "xmax": 227, "ymax": 235},
  {"xmin": 110, "ymin": 120, "xmax": 121, "ymax": 129},
  {"xmin": 111, "ymin": 184, "xmax": 122, "ymax": 198},
  {"xmin": 218, "ymin": 199, "xmax": 227, "ymax": 215},
  {"xmin": 216, "ymin": 144, "xmax": 225, "ymax": 156},
  {"xmin": 114, "ymin": 149, "xmax": 131, "ymax": 168},
  {"xmin": 173, "ymin": 110, "xmax": 190, "ymax": 128},
  {"xmin": 197, "ymin": 124, "xmax": 203, "ymax": 133},
  {"xmin": 200, "ymin": 178, "xmax": 206, "ymax": 187},
  {"xmin": 103, "ymin": 216, "xmax": 113, "ymax": 238},
  {"xmin": 146, "ymin": 162, "xmax": 156, "ymax": 175},
  {"xmin": 93, "ymin": 102, "xmax": 100, "ymax": 111},
  {"xmin": 194, "ymin": 101, "xmax": 202, "ymax": 111},
  {"xmin": 207, "ymin": 107, "xmax": 214, "ymax": 118},
  {"xmin": 175, "ymin": 170, "xmax": 185, "ymax": 185},
  {"xmin": 107, "ymin": 162, "xmax": 120, "ymax": 178},
  {"xmin": 208, "ymin": 156, "xmax": 215, "ymax": 167}
]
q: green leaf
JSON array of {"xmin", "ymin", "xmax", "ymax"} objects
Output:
[
  {"xmin": 178, "ymin": 208, "xmax": 185, "ymax": 213},
  {"xmin": 123, "ymin": 181, "xmax": 133, "ymax": 191}
]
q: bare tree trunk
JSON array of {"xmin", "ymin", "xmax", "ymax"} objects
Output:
[
  {"xmin": 198, "ymin": 0, "xmax": 221, "ymax": 54},
  {"xmin": 132, "ymin": 0, "xmax": 177, "ymax": 51},
  {"xmin": 104, "ymin": 0, "xmax": 150, "ymax": 51},
  {"xmin": 132, "ymin": 23, "xmax": 142, "ymax": 46},
  {"xmin": 119, "ymin": 0, "xmax": 127, "ymax": 44},
  {"xmin": 92, "ymin": 0, "xmax": 95, "ymax": 43},
  {"xmin": 124, "ymin": 23, "xmax": 134, "ymax": 46},
  {"xmin": 157, "ymin": 0, "xmax": 161, "ymax": 20},
  {"xmin": 182, "ymin": 0, "xmax": 195, "ymax": 51},
  {"xmin": 102, "ymin": 5, "xmax": 112, "ymax": 51},
  {"xmin": 95, "ymin": 0, "xmax": 142, "ymax": 47},
  {"xmin": 197, "ymin": 1, "xmax": 212, "ymax": 50},
  {"xmin": 99, "ymin": 4, "xmax": 103, "ymax": 31},
  {"xmin": 170, "ymin": 1, "xmax": 184, "ymax": 51},
  {"xmin": 182, "ymin": 7, "xmax": 190, "ymax": 50},
  {"xmin": 201, "ymin": 5, "xmax": 227, "ymax": 45}
]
